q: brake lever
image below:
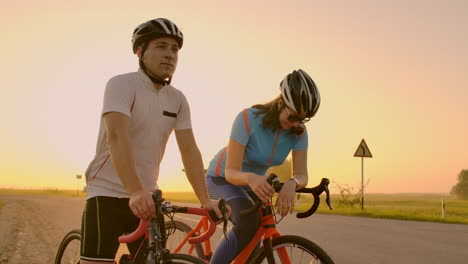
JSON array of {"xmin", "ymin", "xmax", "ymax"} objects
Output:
[
  {"xmin": 240, "ymin": 174, "xmax": 279, "ymax": 216},
  {"xmin": 324, "ymin": 183, "xmax": 333, "ymax": 210},
  {"xmin": 208, "ymin": 199, "xmax": 232, "ymax": 240},
  {"xmin": 218, "ymin": 199, "xmax": 230, "ymax": 238}
]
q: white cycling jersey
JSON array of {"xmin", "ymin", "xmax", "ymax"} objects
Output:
[{"xmin": 84, "ymin": 69, "xmax": 191, "ymax": 199}]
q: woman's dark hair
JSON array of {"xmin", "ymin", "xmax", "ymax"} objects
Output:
[{"xmin": 252, "ymin": 95, "xmax": 305, "ymax": 135}]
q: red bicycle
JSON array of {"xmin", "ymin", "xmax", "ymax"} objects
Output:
[
  {"xmin": 56, "ymin": 174, "xmax": 334, "ymax": 263},
  {"xmin": 126, "ymin": 174, "xmax": 335, "ymax": 263}
]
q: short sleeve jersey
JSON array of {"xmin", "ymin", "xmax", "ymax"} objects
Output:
[
  {"xmin": 206, "ymin": 108, "xmax": 308, "ymax": 178},
  {"xmin": 84, "ymin": 69, "xmax": 192, "ymax": 199}
]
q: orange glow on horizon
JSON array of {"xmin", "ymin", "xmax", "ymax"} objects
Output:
[{"xmin": 1, "ymin": 0, "xmax": 467, "ymax": 194}]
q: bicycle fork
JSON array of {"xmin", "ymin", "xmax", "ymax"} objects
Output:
[
  {"xmin": 262, "ymin": 235, "xmax": 292, "ymax": 264},
  {"xmin": 263, "ymin": 237, "xmax": 275, "ymax": 264},
  {"xmin": 254, "ymin": 202, "xmax": 292, "ymax": 264}
]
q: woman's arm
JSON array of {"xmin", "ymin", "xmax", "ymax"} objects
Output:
[
  {"xmin": 225, "ymin": 139, "xmax": 274, "ymax": 202},
  {"xmin": 276, "ymin": 149, "xmax": 308, "ymax": 216},
  {"xmin": 291, "ymin": 149, "xmax": 308, "ymax": 189}
]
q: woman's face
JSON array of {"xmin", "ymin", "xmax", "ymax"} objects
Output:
[{"xmin": 278, "ymin": 101, "xmax": 303, "ymax": 129}]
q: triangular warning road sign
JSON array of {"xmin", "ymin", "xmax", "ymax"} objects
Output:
[{"xmin": 354, "ymin": 139, "xmax": 373, "ymax": 158}]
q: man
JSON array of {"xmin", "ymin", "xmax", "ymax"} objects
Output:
[{"xmin": 80, "ymin": 18, "xmax": 222, "ymax": 264}]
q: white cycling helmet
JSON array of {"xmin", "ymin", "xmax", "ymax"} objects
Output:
[{"xmin": 280, "ymin": 69, "xmax": 321, "ymax": 118}]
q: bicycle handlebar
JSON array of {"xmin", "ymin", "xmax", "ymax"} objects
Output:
[
  {"xmin": 179, "ymin": 207, "xmax": 217, "ymax": 244},
  {"xmin": 118, "ymin": 220, "xmax": 149, "ymax": 243},
  {"xmin": 118, "ymin": 195, "xmax": 217, "ymax": 244},
  {"xmin": 240, "ymin": 173, "xmax": 333, "ymax": 218},
  {"xmin": 240, "ymin": 173, "xmax": 277, "ymax": 216}
]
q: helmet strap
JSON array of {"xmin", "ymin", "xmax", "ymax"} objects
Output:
[{"xmin": 139, "ymin": 43, "xmax": 171, "ymax": 86}]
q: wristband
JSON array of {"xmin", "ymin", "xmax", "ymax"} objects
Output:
[{"xmin": 289, "ymin": 177, "xmax": 300, "ymax": 189}]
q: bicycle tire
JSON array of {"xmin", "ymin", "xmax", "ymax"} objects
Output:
[
  {"xmin": 162, "ymin": 253, "xmax": 206, "ymax": 263},
  {"xmin": 55, "ymin": 229, "xmax": 81, "ymax": 264},
  {"xmin": 165, "ymin": 220, "xmax": 205, "ymax": 259},
  {"xmin": 251, "ymin": 235, "xmax": 335, "ymax": 264}
]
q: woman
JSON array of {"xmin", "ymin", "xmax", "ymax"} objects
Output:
[{"xmin": 205, "ymin": 69, "xmax": 321, "ymax": 263}]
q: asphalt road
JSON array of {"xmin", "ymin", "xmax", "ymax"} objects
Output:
[
  {"xmin": 0, "ymin": 195, "xmax": 467, "ymax": 264},
  {"xmin": 174, "ymin": 204, "xmax": 468, "ymax": 264}
]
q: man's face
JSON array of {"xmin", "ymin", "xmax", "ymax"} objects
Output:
[{"xmin": 138, "ymin": 37, "xmax": 179, "ymax": 80}]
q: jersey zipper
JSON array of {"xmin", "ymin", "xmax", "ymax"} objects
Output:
[{"xmin": 267, "ymin": 131, "xmax": 280, "ymax": 165}]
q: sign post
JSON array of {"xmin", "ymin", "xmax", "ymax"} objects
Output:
[
  {"xmin": 442, "ymin": 198, "xmax": 446, "ymax": 219},
  {"xmin": 76, "ymin": 174, "xmax": 82, "ymax": 196},
  {"xmin": 354, "ymin": 139, "xmax": 373, "ymax": 211}
]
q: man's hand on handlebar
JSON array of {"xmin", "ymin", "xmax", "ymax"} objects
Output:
[
  {"xmin": 202, "ymin": 198, "xmax": 231, "ymax": 222},
  {"xmin": 207, "ymin": 199, "xmax": 234, "ymax": 239},
  {"xmin": 129, "ymin": 190, "xmax": 156, "ymax": 220}
]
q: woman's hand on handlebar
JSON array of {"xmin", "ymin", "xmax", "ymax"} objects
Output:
[
  {"xmin": 129, "ymin": 190, "xmax": 156, "ymax": 220},
  {"xmin": 248, "ymin": 174, "xmax": 275, "ymax": 202},
  {"xmin": 275, "ymin": 180, "xmax": 297, "ymax": 217}
]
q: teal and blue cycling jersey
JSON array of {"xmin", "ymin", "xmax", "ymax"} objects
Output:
[{"xmin": 206, "ymin": 108, "xmax": 308, "ymax": 178}]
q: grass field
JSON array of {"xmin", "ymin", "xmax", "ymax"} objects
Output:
[
  {"xmin": 0, "ymin": 188, "xmax": 84, "ymax": 197},
  {"xmin": 300, "ymin": 193, "xmax": 468, "ymax": 225},
  {"xmin": 1, "ymin": 189, "xmax": 467, "ymax": 225}
]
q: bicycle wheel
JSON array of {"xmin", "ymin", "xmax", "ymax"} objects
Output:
[
  {"xmin": 165, "ymin": 220, "xmax": 204, "ymax": 258},
  {"xmin": 55, "ymin": 229, "xmax": 81, "ymax": 264},
  {"xmin": 251, "ymin": 235, "xmax": 335, "ymax": 264},
  {"xmin": 161, "ymin": 253, "xmax": 206, "ymax": 263}
]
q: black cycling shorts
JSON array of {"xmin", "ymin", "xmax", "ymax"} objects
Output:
[{"xmin": 80, "ymin": 196, "xmax": 146, "ymax": 263}]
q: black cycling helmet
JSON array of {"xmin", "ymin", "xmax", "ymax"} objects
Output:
[
  {"xmin": 279, "ymin": 69, "xmax": 321, "ymax": 118},
  {"xmin": 132, "ymin": 18, "xmax": 183, "ymax": 54},
  {"xmin": 132, "ymin": 18, "xmax": 183, "ymax": 85}
]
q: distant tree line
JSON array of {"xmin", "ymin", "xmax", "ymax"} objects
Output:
[{"xmin": 451, "ymin": 169, "xmax": 468, "ymax": 200}]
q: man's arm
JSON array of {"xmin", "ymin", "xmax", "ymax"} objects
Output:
[
  {"xmin": 104, "ymin": 112, "xmax": 155, "ymax": 220},
  {"xmin": 175, "ymin": 129, "xmax": 222, "ymax": 217}
]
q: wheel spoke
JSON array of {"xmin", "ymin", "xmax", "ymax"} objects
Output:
[
  {"xmin": 254, "ymin": 235, "xmax": 334, "ymax": 264},
  {"xmin": 55, "ymin": 230, "xmax": 81, "ymax": 264}
]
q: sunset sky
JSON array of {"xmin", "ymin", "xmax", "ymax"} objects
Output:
[{"xmin": 1, "ymin": 0, "xmax": 467, "ymax": 193}]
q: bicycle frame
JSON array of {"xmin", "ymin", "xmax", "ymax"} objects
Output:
[
  {"xmin": 233, "ymin": 200, "xmax": 289, "ymax": 264},
  {"xmin": 172, "ymin": 200, "xmax": 292, "ymax": 264},
  {"xmin": 118, "ymin": 191, "xmax": 216, "ymax": 263},
  {"xmin": 123, "ymin": 176, "xmax": 332, "ymax": 263},
  {"xmin": 173, "ymin": 215, "xmax": 213, "ymax": 259}
]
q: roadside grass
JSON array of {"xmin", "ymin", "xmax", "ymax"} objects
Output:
[
  {"xmin": 296, "ymin": 193, "xmax": 468, "ymax": 225},
  {"xmin": 1, "ymin": 189, "xmax": 466, "ymax": 225},
  {"xmin": 0, "ymin": 188, "xmax": 84, "ymax": 197},
  {"xmin": 162, "ymin": 192, "xmax": 201, "ymax": 203},
  {"xmin": 165, "ymin": 192, "xmax": 468, "ymax": 225}
]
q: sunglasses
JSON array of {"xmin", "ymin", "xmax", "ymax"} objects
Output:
[{"xmin": 285, "ymin": 107, "xmax": 310, "ymax": 124}]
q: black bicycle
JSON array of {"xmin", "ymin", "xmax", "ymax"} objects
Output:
[{"xmin": 55, "ymin": 190, "xmax": 218, "ymax": 264}]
